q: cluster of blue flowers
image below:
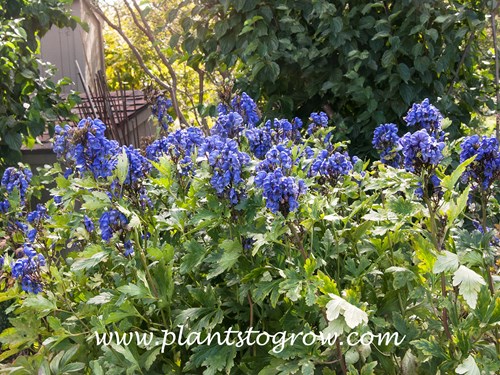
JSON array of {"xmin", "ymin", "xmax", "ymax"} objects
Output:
[
  {"xmin": 308, "ymin": 149, "xmax": 356, "ymax": 183},
  {"xmin": 121, "ymin": 146, "xmax": 152, "ymax": 187},
  {"xmin": 199, "ymin": 136, "xmax": 250, "ymax": 205},
  {"xmin": 152, "ymin": 96, "xmax": 174, "ymax": 131},
  {"xmin": 99, "ymin": 209, "xmax": 129, "ymax": 242},
  {"xmin": 53, "ymin": 118, "xmax": 119, "ymax": 179},
  {"xmin": 399, "ymin": 129, "xmax": 445, "ymax": 173},
  {"xmin": 11, "ymin": 243, "xmax": 46, "ymax": 294},
  {"xmin": 255, "ymin": 145, "xmax": 306, "ymax": 216},
  {"xmin": 404, "ymin": 98, "xmax": 444, "ymax": 140},
  {"xmin": 460, "ymin": 135, "xmax": 500, "ymax": 190},
  {"xmin": 123, "ymin": 240, "xmax": 134, "ymax": 257},
  {"xmin": 84, "ymin": 215, "xmax": 95, "ymax": 233},
  {"xmin": 1, "ymin": 167, "xmax": 32, "ymax": 204},
  {"xmin": 146, "ymin": 127, "xmax": 205, "ymax": 176},
  {"xmin": 245, "ymin": 127, "xmax": 273, "ymax": 159},
  {"xmin": 265, "ymin": 118, "xmax": 303, "ymax": 144},
  {"xmin": 307, "ymin": 112, "xmax": 329, "ymax": 135},
  {"xmin": 372, "ymin": 123, "xmax": 401, "ymax": 167},
  {"xmin": 257, "ymin": 145, "xmax": 293, "ymax": 173},
  {"xmin": 218, "ymin": 92, "xmax": 260, "ymax": 127},
  {"xmin": 372, "ymin": 100, "xmax": 449, "ymax": 200},
  {"xmin": 211, "ymin": 112, "xmax": 244, "ymax": 139},
  {"xmin": 255, "ymin": 168, "xmax": 306, "ymax": 216},
  {"xmin": 25, "ymin": 204, "xmax": 50, "ymax": 242},
  {"xmin": 0, "ymin": 199, "xmax": 9, "ymax": 213},
  {"xmin": 231, "ymin": 92, "xmax": 260, "ymax": 126}
]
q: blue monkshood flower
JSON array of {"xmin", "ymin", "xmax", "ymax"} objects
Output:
[
  {"xmin": 299, "ymin": 146, "xmax": 315, "ymax": 160},
  {"xmin": 54, "ymin": 195, "xmax": 62, "ymax": 205},
  {"xmin": 200, "ymin": 136, "xmax": 250, "ymax": 205},
  {"xmin": 460, "ymin": 135, "xmax": 500, "ymax": 191},
  {"xmin": 27, "ymin": 204, "xmax": 50, "ymax": 225},
  {"xmin": 120, "ymin": 145, "xmax": 152, "ymax": 187},
  {"xmin": 11, "ymin": 246, "xmax": 45, "ymax": 294},
  {"xmin": 0, "ymin": 256, "xmax": 4, "ymax": 268},
  {"xmin": 27, "ymin": 229, "xmax": 37, "ymax": 242},
  {"xmin": 1, "ymin": 167, "xmax": 32, "ymax": 204},
  {"xmin": 265, "ymin": 118, "xmax": 302, "ymax": 144},
  {"xmin": 84, "ymin": 215, "xmax": 94, "ymax": 233},
  {"xmin": 152, "ymin": 96, "xmax": 174, "ymax": 131},
  {"xmin": 307, "ymin": 112, "xmax": 329, "ymax": 135},
  {"xmin": 404, "ymin": 98, "xmax": 444, "ymax": 140},
  {"xmin": 9, "ymin": 221, "xmax": 28, "ymax": 235},
  {"xmin": 230, "ymin": 92, "xmax": 260, "ymax": 126},
  {"xmin": 53, "ymin": 118, "xmax": 119, "ymax": 179},
  {"xmin": 63, "ymin": 168, "xmax": 73, "ymax": 179},
  {"xmin": 308, "ymin": 149, "xmax": 356, "ymax": 183},
  {"xmin": 139, "ymin": 188, "xmax": 153, "ymax": 210},
  {"xmin": 372, "ymin": 123, "xmax": 402, "ymax": 167},
  {"xmin": 211, "ymin": 112, "xmax": 245, "ymax": 139},
  {"xmin": 217, "ymin": 102, "xmax": 229, "ymax": 116},
  {"xmin": 0, "ymin": 199, "xmax": 10, "ymax": 213},
  {"xmin": 245, "ymin": 127, "xmax": 273, "ymax": 159},
  {"xmin": 255, "ymin": 168, "xmax": 307, "ymax": 216},
  {"xmin": 146, "ymin": 127, "xmax": 204, "ymax": 165},
  {"xmin": 123, "ymin": 240, "xmax": 134, "ymax": 257},
  {"xmin": 53, "ymin": 124, "xmax": 74, "ymax": 161},
  {"xmin": 23, "ymin": 243, "xmax": 37, "ymax": 257},
  {"xmin": 99, "ymin": 209, "xmax": 128, "ymax": 242},
  {"xmin": 242, "ymin": 237, "xmax": 255, "ymax": 251},
  {"xmin": 399, "ymin": 129, "xmax": 445, "ymax": 173},
  {"xmin": 257, "ymin": 145, "xmax": 294, "ymax": 173}
]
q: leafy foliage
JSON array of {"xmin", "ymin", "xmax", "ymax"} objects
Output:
[
  {"xmin": 178, "ymin": 0, "xmax": 498, "ymax": 155},
  {"xmin": 0, "ymin": 0, "xmax": 79, "ymax": 167},
  {"xmin": 0, "ymin": 95, "xmax": 499, "ymax": 374}
]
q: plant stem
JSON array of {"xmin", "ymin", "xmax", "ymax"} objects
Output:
[
  {"xmin": 289, "ymin": 221, "xmax": 308, "ymax": 261},
  {"xmin": 133, "ymin": 229, "xmax": 168, "ymax": 327},
  {"xmin": 423, "ymin": 185, "xmax": 454, "ymax": 344}
]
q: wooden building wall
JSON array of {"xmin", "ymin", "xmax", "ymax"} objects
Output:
[{"xmin": 39, "ymin": 0, "xmax": 105, "ymax": 93}]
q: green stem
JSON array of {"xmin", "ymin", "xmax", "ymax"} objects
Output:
[
  {"xmin": 289, "ymin": 221, "xmax": 308, "ymax": 261},
  {"xmin": 133, "ymin": 229, "xmax": 168, "ymax": 327},
  {"xmin": 479, "ymin": 192, "xmax": 500, "ymax": 355}
]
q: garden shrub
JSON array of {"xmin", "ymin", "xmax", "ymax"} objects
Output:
[
  {"xmin": 177, "ymin": 0, "xmax": 498, "ymax": 155},
  {"xmin": 0, "ymin": 95, "xmax": 499, "ymax": 374},
  {"xmin": 0, "ymin": 0, "xmax": 80, "ymax": 167}
]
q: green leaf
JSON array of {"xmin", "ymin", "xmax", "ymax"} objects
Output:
[
  {"xmin": 180, "ymin": 240, "xmax": 206, "ymax": 274},
  {"xmin": 441, "ymin": 156, "xmax": 475, "ymax": 192},
  {"xmin": 71, "ymin": 251, "xmax": 108, "ymax": 272},
  {"xmin": 82, "ymin": 192, "xmax": 110, "ymax": 210},
  {"xmin": 87, "ymin": 292, "xmax": 114, "ymax": 305},
  {"xmin": 361, "ymin": 361, "xmax": 378, "ymax": 375},
  {"xmin": 455, "ymin": 355, "xmax": 480, "ymax": 375},
  {"xmin": 115, "ymin": 148, "xmax": 129, "ymax": 185},
  {"xmin": 452, "ymin": 266, "xmax": 486, "ymax": 309},
  {"xmin": 398, "ymin": 63, "xmax": 411, "ymax": 83},
  {"xmin": 207, "ymin": 239, "xmax": 242, "ymax": 279},
  {"xmin": 22, "ymin": 294, "xmax": 57, "ymax": 316},
  {"xmin": 381, "ymin": 50, "xmax": 395, "ymax": 68},
  {"xmin": 447, "ymin": 186, "xmax": 470, "ymax": 225},
  {"xmin": 4, "ymin": 131, "xmax": 22, "ymax": 152},
  {"xmin": 117, "ymin": 283, "xmax": 151, "ymax": 299},
  {"xmin": 432, "ymin": 251, "xmax": 459, "ymax": 274},
  {"xmin": 326, "ymin": 294, "xmax": 368, "ymax": 329}
]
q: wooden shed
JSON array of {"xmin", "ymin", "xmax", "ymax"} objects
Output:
[
  {"xmin": 39, "ymin": 0, "xmax": 105, "ymax": 93},
  {"xmin": 24, "ymin": 0, "xmax": 155, "ymax": 169}
]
